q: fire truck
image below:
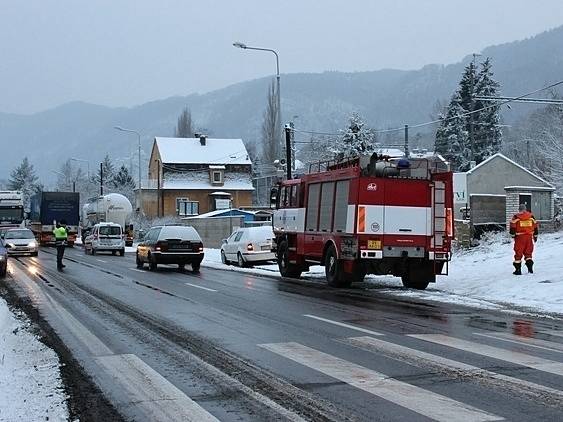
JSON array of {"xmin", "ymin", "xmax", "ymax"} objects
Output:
[{"xmin": 271, "ymin": 153, "xmax": 453, "ymax": 289}]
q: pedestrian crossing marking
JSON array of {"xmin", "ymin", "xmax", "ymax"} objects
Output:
[
  {"xmin": 344, "ymin": 336, "xmax": 563, "ymax": 405},
  {"xmin": 260, "ymin": 342, "xmax": 503, "ymax": 422},
  {"xmin": 410, "ymin": 334, "xmax": 563, "ymax": 377},
  {"xmin": 539, "ymin": 329, "xmax": 563, "ymax": 339},
  {"xmin": 474, "ymin": 332, "xmax": 563, "ymax": 354},
  {"xmin": 303, "ymin": 314, "xmax": 384, "ymax": 336}
]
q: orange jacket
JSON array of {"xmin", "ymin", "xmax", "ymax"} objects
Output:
[{"xmin": 510, "ymin": 210, "xmax": 538, "ymax": 237}]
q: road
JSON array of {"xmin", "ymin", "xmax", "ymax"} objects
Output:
[{"xmin": 4, "ymin": 246, "xmax": 563, "ymax": 421}]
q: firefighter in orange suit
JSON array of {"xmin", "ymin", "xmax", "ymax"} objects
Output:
[{"xmin": 509, "ymin": 203, "xmax": 538, "ymax": 275}]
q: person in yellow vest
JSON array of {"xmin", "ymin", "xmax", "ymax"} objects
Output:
[{"xmin": 53, "ymin": 221, "xmax": 68, "ymax": 270}]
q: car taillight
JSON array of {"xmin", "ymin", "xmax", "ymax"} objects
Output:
[
  {"xmin": 155, "ymin": 241, "xmax": 168, "ymax": 252},
  {"xmin": 247, "ymin": 243, "xmax": 254, "ymax": 251}
]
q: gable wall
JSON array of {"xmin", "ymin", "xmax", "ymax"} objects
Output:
[{"xmin": 467, "ymin": 155, "xmax": 550, "ymax": 195}]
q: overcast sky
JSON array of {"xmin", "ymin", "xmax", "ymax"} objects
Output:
[{"xmin": 1, "ymin": 0, "xmax": 562, "ymax": 114}]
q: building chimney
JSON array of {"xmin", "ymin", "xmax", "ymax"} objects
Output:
[{"xmin": 199, "ymin": 135, "xmax": 207, "ymax": 146}]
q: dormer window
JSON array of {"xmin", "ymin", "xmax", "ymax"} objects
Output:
[{"xmin": 209, "ymin": 165, "xmax": 225, "ymax": 185}]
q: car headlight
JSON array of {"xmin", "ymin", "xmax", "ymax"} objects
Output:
[
  {"xmin": 28, "ymin": 241, "xmax": 37, "ymax": 248},
  {"xmin": 0, "ymin": 255, "xmax": 5, "ymax": 260},
  {"xmin": 6, "ymin": 243, "xmax": 15, "ymax": 249}
]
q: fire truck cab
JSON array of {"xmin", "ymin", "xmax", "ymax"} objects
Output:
[{"xmin": 272, "ymin": 153, "xmax": 453, "ymax": 289}]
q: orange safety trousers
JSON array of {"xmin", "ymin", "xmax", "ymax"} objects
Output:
[{"xmin": 513, "ymin": 235, "xmax": 534, "ymax": 263}]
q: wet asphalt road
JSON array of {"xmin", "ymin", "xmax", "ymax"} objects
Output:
[{"xmin": 5, "ymin": 247, "xmax": 563, "ymax": 422}]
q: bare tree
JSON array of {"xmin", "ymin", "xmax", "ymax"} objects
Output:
[
  {"xmin": 174, "ymin": 107, "xmax": 194, "ymax": 138},
  {"xmin": 261, "ymin": 80, "xmax": 280, "ymax": 165},
  {"xmin": 503, "ymin": 103, "xmax": 563, "ymax": 194}
]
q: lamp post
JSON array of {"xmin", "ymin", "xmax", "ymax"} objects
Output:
[
  {"xmin": 70, "ymin": 157, "xmax": 90, "ymax": 179},
  {"xmin": 51, "ymin": 170, "xmax": 75, "ymax": 192},
  {"xmin": 114, "ymin": 126, "xmax": 143, "ymax": 214},
  {"xmin": 233, "ymin": 41, "xmax": 282, "ymax": 159}
]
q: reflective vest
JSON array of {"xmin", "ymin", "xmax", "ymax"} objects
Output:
[
  {"xmin": 509, "ymin": 211, "xmax": 538, "ymax": 236},
  {"xmin": 53, "ymin": 226, "xmax": 68, "ymax": 240}
]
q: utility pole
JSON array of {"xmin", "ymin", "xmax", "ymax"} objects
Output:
[
  {"xmin": 404, "ymin": 124, "xmax": 410, "ymax": 158},
  {"xmin": 469, "ymin": 53, "xmax": 481, "ymax": 164},
  {"xmin": 100, "ymin": 162, "xmax": 104, "ymax": 196},
  {"xmin": 285, "ymin": 125, "xmax": 292, "ymax": 180}
]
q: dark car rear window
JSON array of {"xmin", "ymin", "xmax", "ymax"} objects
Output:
[{"xmin": 99, "ymin": 226, "xmax": 121, "ymax": 236}]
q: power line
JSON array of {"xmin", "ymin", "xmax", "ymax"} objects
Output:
[{"xmin": 292, "ymin": 78, "xmax": 563, "ymax": 137}]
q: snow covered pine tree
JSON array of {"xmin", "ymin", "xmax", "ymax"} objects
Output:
[
  {"xmin": 435, "ymin": 57, "xmax": 502, "ymax": 171},
  {"xmin": 333, "ymin": 112, "xmax": 377, "ymax": 159}
]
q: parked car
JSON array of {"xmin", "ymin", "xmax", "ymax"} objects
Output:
[
  {"xmin": 3, "ymin": 228, "xmax": 38, "ymax": 256},
  {"xmin": 221, "ymin": 226, "xmax": 275, "ymax": 267},
  {"xmin": 84, "ymin": 222, "xmax": 125, "ymax": 256},
  {"xmin": 0, "ymin": 238, "xmax": 8, "ymax": 277},
  {"xmin": 0, "ymin": 227, "xmax": 11, "ymax": 239},
  {"xmin": 136, "ymin": 225, "xmax": 204, "ymax": 272}
]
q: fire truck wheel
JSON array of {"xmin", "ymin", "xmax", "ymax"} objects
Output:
[
  {"xmin": 325, "ymin": 245, "xmax": 351, "ymax": 288},
  {"xmin": 401, "ymin": 263, "xmax": 433, "ymax": 290},
  {"xmin": 278, "ymin": 240, "xmax": 302, "ymax": 278}
]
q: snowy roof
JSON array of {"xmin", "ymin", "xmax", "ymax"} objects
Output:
[
  {"xmin": 504, "ymin": 186, "xmax": 555, "ymax": 191},
  {"xmin": 162, "ymin": 179, "xmax": 254, "ymax": 191},
  {"xmin": 191, "ymin": 209, "xmax": 255, "ymax": 219},
  {"xmin": 466, "ymin": 153, "xmax": 554, "ymax": 188},
  {"xmin": 154, "ymin": 137, "xmax": 251, "ymax": 165},
  {"xmin": 376, "ymin": 148, "xmax": 404, "ymax": 157}
]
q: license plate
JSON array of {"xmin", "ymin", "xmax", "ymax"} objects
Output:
[
  {"xmin": 261, "ymin": 245, "xmax": 271, "ymax": 251},
  {"xmin": 367, "ymin": 240, "xmax": 381, "ymax": 249}
]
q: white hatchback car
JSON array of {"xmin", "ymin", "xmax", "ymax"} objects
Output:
[
  {"xmin": 84, "ymin": 222, "xmax": 125, "ymax": 256},
  {"xmin": 220, "ymin": 226, "xmax": 275, "ymax": 267}
]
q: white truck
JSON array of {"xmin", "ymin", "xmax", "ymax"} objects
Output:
[
  {"xmin": 0, "ymin": 191, "xmax": 25, "ymax": 229},
  {"xmin": 82, "ymin": 193, "xmax": 134, "ymax": 246}
]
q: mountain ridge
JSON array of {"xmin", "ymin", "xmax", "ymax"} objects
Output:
[{"xmin": 1, "ymin": 25, "xmax": 563, "ymax": 182}]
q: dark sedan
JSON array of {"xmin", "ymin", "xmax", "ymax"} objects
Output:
[{"xmin": 136, "ymin": 225, "xmax": 204, "ymax": 272}]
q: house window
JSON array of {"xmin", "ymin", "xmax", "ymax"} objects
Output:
[
  {"xmin": 212, "ymin": 171, "xmax": 223, "ymax": 184},
  {"xmin": 176, "ymin": 198, "xmax": 199, "ymax": 216}
]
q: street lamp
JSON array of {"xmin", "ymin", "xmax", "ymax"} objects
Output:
[
  {"xmin": 51, "ymin": 170, "xmax": 75, "ymax": 192},
  {"xmin": 114, "ymin": 126, "xmax": 143, "ymax": 214},
  {"xmin": 70, "ymin": 157, "xmax": 90, "ymax": 179},
  {"xmin": 233, "ymin": 41, "xmax": 282, "ymax": 159}
]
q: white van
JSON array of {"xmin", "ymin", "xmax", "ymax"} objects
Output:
[{"xmin": 84, "ymin": 222, "xmax": 125, "ymax": 256}]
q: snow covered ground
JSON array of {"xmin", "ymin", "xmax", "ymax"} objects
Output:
[
  {"xmin": 202, "ymin": 232, "xmax": 563, "ymax": 317},
  {"xmin": 0, "ymin": 297, "xmax": 69, "ymax": 421}
]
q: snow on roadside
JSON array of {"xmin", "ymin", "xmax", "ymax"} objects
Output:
[
  {"xmin": 0, "ymin": 296, "xmax": 69, "ymax": 422},
  {"xmin": 203, "ymin": 232, "xmax": 563, "ymax": 317}
]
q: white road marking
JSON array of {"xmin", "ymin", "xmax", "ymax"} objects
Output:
[
  {"xmin": 96, "ymin": 258, "xmax": 107, "ymax": 263},
  {"xmin": 345, "ymin": 336, "xmax": 563, "ymax": 403},
  {"xmin": 96, "ymin": 354, "xmax": 218, "ymax": 422},
  {"xmin": 410, "ymin": 334, "xmax": 563, "ymax": 377},
  {"xmin": 184, "ymin": 282, "xmax": 217, "ymax": 292},
  {"xmin": 13, "ymin": 265, "xmax": 113, "ymax": 356},
  {"xmin": 539, "ymin": 329, "xmax": 563, "ymax": 339},
  {"xmin": 303, "ymin": 314, "xmax": 384, "ymax": 336},
  {"xmin": 130, "ymin": 268, "xmax": 145, "ymax": 273},
  {"xmin": 474, "ymin": 332, "xmax": 563, "ymax": 354},
  {"xmin": 260, "ymin": 342, "xmax": 502, "ymax": 422}
]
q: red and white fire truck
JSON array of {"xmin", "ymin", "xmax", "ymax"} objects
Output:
[{"xmin": 271, "ymin": 154, "xmax": 453, "ymax": 289}]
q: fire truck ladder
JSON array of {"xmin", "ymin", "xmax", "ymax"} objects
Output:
[{"xmin": 432, "ymin": 180, "xmax": 448, "ymax": 275}]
